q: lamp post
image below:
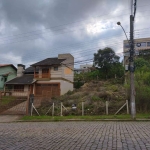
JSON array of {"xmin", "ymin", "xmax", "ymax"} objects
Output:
[
  {"xmin": 117, "ymin": 22, "xmax": 130, "ymax": 46},
  {"xmin": 117, "ymin": 21, "xmax": 136, "ymax": 119}
]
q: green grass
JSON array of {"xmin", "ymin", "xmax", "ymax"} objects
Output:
[
  {"xmin": 0, "ymin": 96, "xmax": 16, "ymax": 106},
  {"xmin": 21, "ymin": 114, "xmax": 150, "ymax": 121}
]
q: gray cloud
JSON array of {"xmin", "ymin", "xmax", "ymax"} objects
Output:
[{"xmin": 0, "ymin": 0, "xmax": 149, "ymax": 68}]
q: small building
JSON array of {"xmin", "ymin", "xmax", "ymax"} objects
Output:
[
  {"xmin": 0, "ymin": 64, "xmax": 17, "ymax": 90},
  {"xmin": 5, "ymin": 54, "xmax": 74, "ymax": 97},
  {"xmin": 123, "ymin": 37, "xmax": 150, "ymax": 67},
  {"xmin": 74, "ymin": 64, "xmax": 93, "ymax": 74}
]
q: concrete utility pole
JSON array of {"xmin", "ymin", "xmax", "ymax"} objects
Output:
[{"xmin": 129, "ymin": 0, "xmax": 136, "ymax": 119}]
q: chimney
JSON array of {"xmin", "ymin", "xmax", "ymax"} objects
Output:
[
  {"xmin": 17, "ymin": 64, "xmax": 25, "ymax": 77},
  {"xmin": 58, "ymin": 53, "xmax": 74, "ymax": 69}
]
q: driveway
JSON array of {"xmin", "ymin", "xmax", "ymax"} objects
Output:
[
  {"xmin": 1, "ymin": 101, "xmax": 27, "ymax": 115},
  {"xmin": 0, "ymin": 115, "xmax": 22, "ymax": 123},
  {"xmin": 0, "ymin": 122, "xmax": 150, "ymax": 149}
]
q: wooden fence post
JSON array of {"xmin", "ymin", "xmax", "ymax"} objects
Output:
[
  {"xmin": 82, "ymin": 102, "xmax": 84, "ymax": 116},
  {"xmin": 126, "ymin": 100, "xmax": 129, "ymax": 114},
  {"xmin": 106, "ymin": 101, "xmax": 108, "ymax": 115},
  {"xmin": 52, "ymin": 103, "xmax": 54, "ymax": 116},
  {"xmin": 60, "ymin": 102, "xmax": 63, "ymax": 116}
]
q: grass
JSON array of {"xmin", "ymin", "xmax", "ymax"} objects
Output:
[
  {"xmin": 0, "ymin": 96, "xmax": 16, "ymax": 106},
  {"xmin": 21, "ymin": 114, "xmax": 150, "ymax": 121}
]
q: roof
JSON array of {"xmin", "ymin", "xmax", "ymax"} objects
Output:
[
  {"xmin": 5, "ymin": 75, "xmax": 34, "ymax": 85},
  {"xmin": 24, "ymin": 67, "xmax": 38, "ymax": 74},
  {"xmin": 31, "ymin": 58, "xmax": 66, "ymax": 67},
  {"xmin": 0, "ymin": 64, "xmax": 17, "ymax": 71}
]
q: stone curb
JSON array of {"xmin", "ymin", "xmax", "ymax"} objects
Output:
[{"xmin": 15, "ymin": 119, "xmax": 150, "ymax": 122}]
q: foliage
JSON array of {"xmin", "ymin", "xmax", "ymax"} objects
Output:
[
  {"xmin": 107, "ymin": 85, "xmax": 118, "ymax": 92},
  {"xmin": 93, "ymin": 47, "xmax": 120, "ymax": 76},
  {"xmin": 91, "ymin": 95, "xmax": 101, "ymax": 101},
  {"xmin": 135, "ymin": 57, "xmax": 150, "ymax": 69},
  {"xmin": 125, "ymin": 59, "xmax": 150, "ymax": 112},
  {"xmin": 66, "ymin": 90, "xmax": 74, "ymax": 95},
  {"xmin": 74, "ymin": 81, "xmax": 84, "ymax": 89}
]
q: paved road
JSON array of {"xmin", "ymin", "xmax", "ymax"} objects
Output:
[{"xmin": 0, "ymin": 122, "xmax": 150, "ymax": 150}]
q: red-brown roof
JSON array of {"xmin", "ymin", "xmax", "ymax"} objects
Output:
[{"xmin": 0, "ymin": 64, "xmax": 11, "ymax": 67}]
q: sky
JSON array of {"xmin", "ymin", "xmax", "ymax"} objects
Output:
[{"xmin": 0, "ymin": 0, "xmax": 150, "ymax": 68}]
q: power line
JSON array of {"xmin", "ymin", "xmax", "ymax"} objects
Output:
[{"xmin": 0, "ymin": 8, "xmax": 149, "ymax": 44}]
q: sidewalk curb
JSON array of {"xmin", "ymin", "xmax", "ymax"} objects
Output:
[{"xmin": 15, "ymin": 119, "xmax": 150, "ymax": 122}]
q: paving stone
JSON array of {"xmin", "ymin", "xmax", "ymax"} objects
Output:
[{"xmin": 0, "ymin": 122, "xmax": 150, "ymax": 149}]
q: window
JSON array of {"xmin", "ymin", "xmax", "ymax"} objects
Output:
[
  {"xmin": 1, "ymin": 77, "xmax": 3, "ymax": 81},
  {"xmin": 124, "ymin": 43, "xmax": 130, "ymax": 48},
  {"xmin": 4, "ymin": 77, "xmax": 7, "ymax": 82},
  {"xmin": 42, "ymin": 68, "xmax": 49, "ymax": 73},
  {"xmin": 54, "ymin": 67, "xmax": 58, "ymax": 71},
  {"xmin": 147, "ymin": 42, "xmax": 150, "ymax": 47},
  {"xmin": 136, "ymin": 42, "xmax": 146, "ymax": 48},
  {"xmin": 14, "ymin": 85, "xmax": 24, "ymax": 91}
]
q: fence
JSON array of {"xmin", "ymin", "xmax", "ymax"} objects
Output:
[{"xmin": 27, "ymin": 94, "xmax": 129, "ymax": 116}]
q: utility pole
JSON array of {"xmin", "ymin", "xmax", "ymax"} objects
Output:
[{"xmin": 129, "ymin": 0, "xmax": 136, "ymax": 119}]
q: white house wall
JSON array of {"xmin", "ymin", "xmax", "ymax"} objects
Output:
[
  {"xmin": 24, "ymin": 85, "xmax": 29, "ymax": 92},
  {"xmin": 51, "ymin": 66, "xmax": 62, "ymax": 78}
]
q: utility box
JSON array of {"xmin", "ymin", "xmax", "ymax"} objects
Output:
[{"xmin": 125, "ymin": 65, "xmax": 128, "ymax": 71}]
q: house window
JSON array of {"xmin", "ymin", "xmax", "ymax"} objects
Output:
[
  {"xmin": 54, "ymin": 67, "xmax": 58, "ymax": 71},
  {"xmin": 4, "ymin": 77, "xmax": 7, "ymax": 82},
  {"xmin": 42, "ymin": 68, "xmax": 49, "ymax": 73},
  {"xmin": 124, "ymin": 43, "xmax": 130, "ymax": 48},
  {"xmin": 147, "ymin": 42, "xmax": 150, "ymax": 47},
  {"xmin": 1, "ymin": 77, "xmax": 3, "ymax": 81},
  {"xmin": 14, "ymin": 85, "xmax": 24, "ymax": 92}
]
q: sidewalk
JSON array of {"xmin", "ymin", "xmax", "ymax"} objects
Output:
[{"xmin": 0, "ymin": 115, "xmax": 23, "ymax": 123}]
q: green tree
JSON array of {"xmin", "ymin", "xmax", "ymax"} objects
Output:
[{"xmin": 93, "ymin": 47, "xmax": 120, "ymax": 77}]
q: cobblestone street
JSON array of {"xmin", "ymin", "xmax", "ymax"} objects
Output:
[{"xmin": 0, "ymin": 122, "xmax": 150, "ymax": 150}]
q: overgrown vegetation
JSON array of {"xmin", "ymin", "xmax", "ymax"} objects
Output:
[
  {"xmin": 125, "ymin": 57, "xmax": 150, "ymax": 113},
  {"xmin": 34, "ymin": 48, "xmax": 150, "ymax": 116},
  {"xmin": 35, "ymin": 79, "xmax": 127, "ymax": 116}
]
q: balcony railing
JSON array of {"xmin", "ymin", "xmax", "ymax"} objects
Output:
[{"xmin": 34, "ymin": 73, "xmax": 50, "ymax": 78}]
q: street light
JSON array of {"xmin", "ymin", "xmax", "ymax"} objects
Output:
[
  {"xmin": 117, "ymin": 21, "xmax": 136, "ymax": 119},
  {"xmin": 117, "ymin": 22, "xmax": 130, "ymax": 46}
]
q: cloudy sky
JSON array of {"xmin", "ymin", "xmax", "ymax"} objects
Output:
[{"xmin": 0, "ymin": 0, "xmax": 150, "ymax": 68}]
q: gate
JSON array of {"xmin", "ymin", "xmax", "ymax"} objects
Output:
[
  {"xmin": 0, "ymin": 90, "xmax": 29, "ymax": 115},
  {"xmin": 35, "ymin": 83, "xmax": 60, "ymax": 97}
]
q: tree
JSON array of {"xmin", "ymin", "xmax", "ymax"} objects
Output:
[{"xmin": 93, "ymin": 47, "xmax": 120, "ymax": 77}]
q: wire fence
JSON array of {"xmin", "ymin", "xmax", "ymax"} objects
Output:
[
  {"xmin": 28, "ymin": 94, "xmax": 129, "ymax": 116},
  {"xmin": 0, "ymin": 91, "xmax": 129, "ymax": 116}
]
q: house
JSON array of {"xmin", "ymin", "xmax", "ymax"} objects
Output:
[
  {"xmin": 0, "ymin": 64, "xmax": 17, "ymax": 90},
  {"xmin": 74, "ymin": 64, "xmax": 93, "ymax": 74},
  {"xmin": 123, "ymin": 37, "xmax": 150, "ymax": 68},
  {"xmin": 5, "ymin": 54, "xmax": 74, "ymax": 97}
]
